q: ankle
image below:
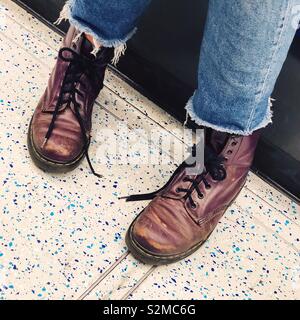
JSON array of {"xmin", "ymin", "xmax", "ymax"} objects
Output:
[{"xmin": 84, "ymin": 33, "xmax": 102, "ymax": 49}]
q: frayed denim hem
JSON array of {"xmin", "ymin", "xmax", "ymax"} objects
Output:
[
  {"xmin": 184, "ymin": 92, "xmax": 274, "ymax": 136},
  {"xmin": 54, "ymin": 0, "xmax": 136, "ymax": 65}
]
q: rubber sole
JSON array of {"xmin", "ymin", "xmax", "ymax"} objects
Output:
[
  {"xmin": 126, "ymin": 184, "xmax": 246, "ymax": 266},
  {"xmin": 126, "ymin": 220, "xmax": 210, "ymax": 265},
  {"xmin": 27, "ymin": 117, "xmax": 87, "ymax": 174}
]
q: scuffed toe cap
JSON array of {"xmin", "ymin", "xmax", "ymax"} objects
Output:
[
  {"xmin": 131, "ymin": 197, "xmax": 200, "ymax": 256},
  {"xmin": 132, "ymin": 217, "xmax": 178, "ymax": 255},
  {"xmin": 31, "ymin": 108, "xmax": 85, "ymax": 164},
  {"xmin": 33, "ymin": 134, "xmax": 84, "ymax": 163}
]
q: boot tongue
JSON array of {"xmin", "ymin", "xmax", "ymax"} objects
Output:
[
  {"xmin": 72, "ymin": 32, "xmax": 98, "ymax": 58},
  {"xmin": 70, "ymin": 29, "xmax": 112, "ymax": 61},
  {"xmin": 209, "ymin": 130, "xmax": 229, "ymax": 154},
  {"xmin": 78, "ymin": 34, "xmax": 113, "ymax": 62},
  {"xmin": 79, "ymin": 36, "xmax": 96, "ymax": 58}
]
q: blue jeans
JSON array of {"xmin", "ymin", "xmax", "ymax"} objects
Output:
[{"xmin": 58, "ymin": 0, "xmax": 300, "ymax": 135}]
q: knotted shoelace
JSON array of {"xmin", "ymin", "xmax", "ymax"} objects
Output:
[{"xmin": 120, "ymin": 145, "xmax": 227, "ymax": 204}]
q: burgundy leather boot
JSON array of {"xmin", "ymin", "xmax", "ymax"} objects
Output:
[
  {"xmin": 125, "ymin": 130, "xmax": 260, "ymax": 265},
  {"xmin": 28, "ymin": 26, "xmax": 113, "ymax": 176}
]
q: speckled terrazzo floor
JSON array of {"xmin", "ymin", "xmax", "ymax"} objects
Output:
[{"xmin": 0, "ymin": 0, "xmax": 300, "ymax": 300}]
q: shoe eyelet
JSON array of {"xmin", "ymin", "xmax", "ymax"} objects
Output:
[
  {"xmin": 191, "ymin": 203, "xmax": 197, "ymax": 209},
  {"xmin": 227, "ymin": 150, "xmax": 233, "ymax": 155},
  {"xmin": 231, "ymin": 142, "xmax": 237, "ymax": 146},
  {"xmin": 176, "ymin": 188, "xmax": 181, "ymax": 193},
  {"xmin": 205, "ymin": 184, "xmax": 211, "ymax": 190},
  {"xmin": 198, "ymin": 194, "xmax": 204, "ymax": 199}
]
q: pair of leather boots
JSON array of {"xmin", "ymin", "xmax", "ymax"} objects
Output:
[{"xmin": 28, "ymin": 27, "xmax": 260, "ymax": 265}]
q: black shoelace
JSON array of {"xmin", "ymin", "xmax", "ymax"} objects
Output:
[
  {"xmin": 175, "ymin": 146, "xmax": 226, "ymax": 208},
  {"xmin": 42, "ymin": 47, "xmax": 107, "ymax": 178},
  {"xmin": 120, "ymin": 145, "xmax": 227, "ymax": 204}
]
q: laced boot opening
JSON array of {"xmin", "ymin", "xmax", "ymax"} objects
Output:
[{"xmin": 206, "ymin": 128, "xmax": 230, "ymax": 154}]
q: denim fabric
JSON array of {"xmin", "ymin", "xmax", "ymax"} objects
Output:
[
  {"xmin": 58, "ymin": 0, "xmax": 300, "ymax": 135},
  {"xmin": 58, "ymin": 0, "xmax": 151, "ymax": 47},
  {"xmin": 186, "ymin": 0, "xmax": 300, "ymax": 134}
]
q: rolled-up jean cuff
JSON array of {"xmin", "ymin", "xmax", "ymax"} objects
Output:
[
  {"xmin": 185, "ymin": 91, "xmax": 273, "ymax": 136},
  {"xmin": 55, "ymin": 0, "xmax": 136, "ymax": 63},
  {"xmin": 71, "ymin": 20, "xmax": 136, "ymax": 49}
]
